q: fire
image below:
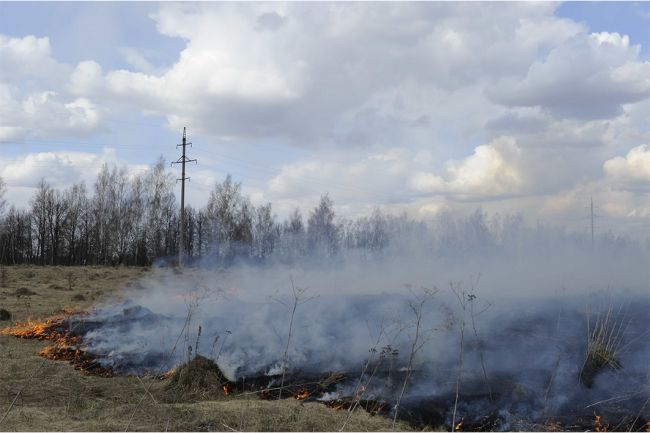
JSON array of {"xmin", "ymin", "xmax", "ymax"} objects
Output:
[
  {"xmin": 223, "ymin": 383, "xmax": 231, "ymax": 396},
  {"xmin": 294, "ymin": 388, "xmax": 310, "ymax": 400},
  {"xmin": 354, "ymin": 385, "xmax": 366, "ymax": 401},
  {"xmin": 593, "ymin": 412, "xmax": 608, "ymax": 432},
  {"xmin": 1, "ymin": 310, "xmax": 112, "ymax": 377},
  {"xmin": 160, "ymin": 367, "xmax": 177, "ymax": 380},
  {"xmin": 645, "ymin": 421, "xmax": 650, "ymax": 433},
  {"xmin": 454, "ymin": 416, "xmax": 465, "ymax": 432}
]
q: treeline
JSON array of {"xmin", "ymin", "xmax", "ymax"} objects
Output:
[
  {"xmin": 0, "ymin": 159, "xmax": 640, "ymax": 267},
  {"xmin": 0, "ymin": 159, "xmax": 427, "ymax": 266}
]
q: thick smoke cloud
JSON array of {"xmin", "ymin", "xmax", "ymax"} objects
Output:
[{"xmin": 77, "ymin": 214, "xmax": 650, "ymax": 429}]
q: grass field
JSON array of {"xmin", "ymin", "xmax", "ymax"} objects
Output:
[{"xmin": 0, "ymin": 266, "xmax": 412, "ymax": 432}]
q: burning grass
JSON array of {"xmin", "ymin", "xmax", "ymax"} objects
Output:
[
  {"xmin": 1, "ymin": 309, "xmax": 114, "ymax": 377},
  {"xmin": 1, "ymin": 266, "xmax": 647, "ymax": 431},
  {"xmin": 322, "ymin": 397, "xmax": 389, "ymax": 415}
]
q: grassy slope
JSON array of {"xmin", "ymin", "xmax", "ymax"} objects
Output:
[{"xmin": 0, "ymin": 266, "xmax": 413, "ymax": 432}]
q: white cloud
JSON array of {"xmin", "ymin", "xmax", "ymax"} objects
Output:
[
  {"xmin": 0, "ymin": 34, "xmax": 65, "ymax": 84},
  {"xmin": 69, "ymin": 3, "xmax": 587, "ymax": 145},
  {"xmin": 0, "ymin": 84, "xmax": 102, "ymax": 141},
  {"xmin": 0, "ymin": 34, "xmax": 104, "ymax": 142},
  {"xmin": 488, "ymin": 32, "xmax": 650, "ymax": 119},
  {"xmin": 2, "ymin": 4, "xmax": 650, "ymax": 234},
  {"xmin": 603, "ymin": 144, "xmax": 650, "ymax": 191},
  {"xmin": 0, "ymin": 148, "xmax": 151, "ymax": 208},
  {"xmin": 411, "ymin": 138, "xmax": 524, "ymax": 200}
]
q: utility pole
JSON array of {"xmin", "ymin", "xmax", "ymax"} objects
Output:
[
  {"xmin": 172, "ymin": 127, "xmax": 197, "ymax": 267},
  {"xmin": 590, "ymin": 197, "xmax": 595, "ymax": 248},
  {"xmin": 586, "ymin": 197, "xmax": 600, "ymax": 249}
]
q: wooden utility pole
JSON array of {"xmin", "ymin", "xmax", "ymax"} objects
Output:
[{"xmin": 172, "ymin": 127, "xmax": 196, "ymax": 267}]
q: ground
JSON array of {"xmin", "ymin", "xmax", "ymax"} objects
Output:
[{"xmin": 0, "ymin": 265, "xmax": 413, "ymax": 432}]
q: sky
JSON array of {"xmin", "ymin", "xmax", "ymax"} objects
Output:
[{"xmin": 1, "ymin": 1, "xmax": 649, "ymax": 236}]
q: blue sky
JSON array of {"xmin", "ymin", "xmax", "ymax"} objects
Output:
[
  {"xmin": 557, "ymin": 2, "xmax": 650, "ymax": 59},
  {"xmin": 0, "ymin": 2, "xmax": 649, "ymax": 235}
]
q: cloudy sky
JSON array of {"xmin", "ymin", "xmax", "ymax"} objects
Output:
[{"xmin": 1, "ymin": 2, "xmax": 649, "ymax": 234}]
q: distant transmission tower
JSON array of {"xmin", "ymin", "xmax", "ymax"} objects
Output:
[
  {"xmin": 172, "ymin": 127, "xmax": 197, "ymax": 267},
  {"xmin": 586, "ymin": 197, "xmax": 600, "ymax": 249}
]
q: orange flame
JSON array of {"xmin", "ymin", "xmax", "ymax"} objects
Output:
[
  {"xmin": 294, "ymin": 388, "xmax": 310, "ymax": 400},
  {"xmin": 160, "ymin": 368, "xmax": 177, "ymax": 380},
  {"xmin": 455, "ymin": 417, "xmax": 465, "ymax": 432},
  {"xmin": 223, "ymin": 383, "xmax": 231, "ymax": 396},
  {"xmin": 594, "ymin": 412, "xmax": 608, "ymax": 432},
  {"xmin": 2, "ymin": 311, "xmax": 112, "ymax": 377}
]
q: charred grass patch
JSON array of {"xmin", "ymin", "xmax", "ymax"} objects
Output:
[{"xmin": 0, "ymin": 265, "xmax": 412, "ymax": 431}]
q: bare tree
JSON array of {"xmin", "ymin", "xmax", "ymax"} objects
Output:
[
  {"xmin": 0, "ymin": 176, "xmax": 6, "ymax": 216},
  {"xmin": 31, "ymin": 179, "xmax": 51, "ymax": 265},
  {"xmin": 253, "ymin": 203, "xmax": 278, "ymax": 260},
  {"xmin": 307, "ymin": 194, "xmax": 339, "ymax": 258}
]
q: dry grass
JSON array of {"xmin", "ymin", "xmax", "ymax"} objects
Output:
[
  {"xmin": 0, "ymin": 265, "xmax": 413, "ymax": 431},
  {"xmin": 580, "ymin": 305, "xmax": 628, "ymax": 387},
  {"xmin": 163, "ymin": 355, "xmax": 228, "ymax": 403}
]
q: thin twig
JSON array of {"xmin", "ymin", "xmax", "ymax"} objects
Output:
[{"xmin": 0, "ymin": 358, "xmax": 46, "ymax": 425}]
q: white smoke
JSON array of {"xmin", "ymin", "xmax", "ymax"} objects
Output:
[{"xmin": 77, "ymin": 216, "xmax": 650, "ymax": 429}]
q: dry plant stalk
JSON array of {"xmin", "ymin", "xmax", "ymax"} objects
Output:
[
  {"xmin": 271, "ymin": 276, "xmax": 316, "ymax": 400},
  {"xmin": 392, "ymin": 286, "xmax": 438, "ymax": 429},
  {"xmin": 580, "ymin": 304, "xmax": 628, "ymax": 387},
  {"xmin": 340, "ymin": 323, "xmax": 394, "ymax": 431}
]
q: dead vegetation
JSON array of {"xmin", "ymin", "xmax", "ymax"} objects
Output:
[
  {"xmin": 580, "ymin": 305, "xmax": 628, "ymax": 387},
  {"xmin": 163, "ymin": 355, "xmax": 228, "ymax": 402},
  {"xmin": 0, "ymin": 265, "xmax": 413, "ymax": 431},
  {"xmin": 13, "ymin": 287, "xmax": 36, "ymax": 297}
]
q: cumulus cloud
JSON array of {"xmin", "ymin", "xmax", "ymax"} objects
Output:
[
  {"xmin": 488, "ymin": 32, "xmax": 650, "ymax": 119},
  {"xmin": 0, "ymin": 34, "xmax": 104, "ymax": 142},
  {"xmin": 266, "ymin": 138, "xmax": 526, "ymax": 214},
  {"xmin": 0, "ymin": 149, "xmax": 115, "ymax": 188},
  {"xmin": 0, "ymin": 34, "xmax": 67, "ymax": 85},
  {"xmin": 603, "ymin": 144, "xmax": 650, "ymax": 191},
  {"xmin": 67, "ymin": 2, "xmax": 587, "ymax": 145},
  {"xmin": 2, "ymin": 3, "xmax": 650, "ymax": 234},
  {"xmin": 0, "ymin": 148, "xmax": 152, "ymax": 208},
  {"xmin": 0, "ymin": 84, "xmax": 101, "ymax": 142},
  {"xmin": 411, "ymin": 138, "xmax": 524, "ymax": 200}
]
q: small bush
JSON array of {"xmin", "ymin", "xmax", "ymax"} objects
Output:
[
  {"xmin": 14, "ymin": 287, "xmax": 36, "ymax": 297},
  {"xmin": 163, "ymin": 355, "xmax": 228, "ymax": 402},
  {"xmin": 71, "ymin": 294, "xmax": 86, "ymax": 302},
  {"xmin": 0, "ymin": 308, "xmax": 11, "ymax": 321}
]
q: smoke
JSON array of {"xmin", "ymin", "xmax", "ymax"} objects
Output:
[{"xmin": 76, "ymin": 214, "xmax": 650, "ymax": 429}]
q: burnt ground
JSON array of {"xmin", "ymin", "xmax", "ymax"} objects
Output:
[
  {"xmin": 1, "ymin": 265, "xmax": 648, "ymax": 432},
  {"xmin": 0, "ymin": 265, "xmax": 412, "ymax": 432}
]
